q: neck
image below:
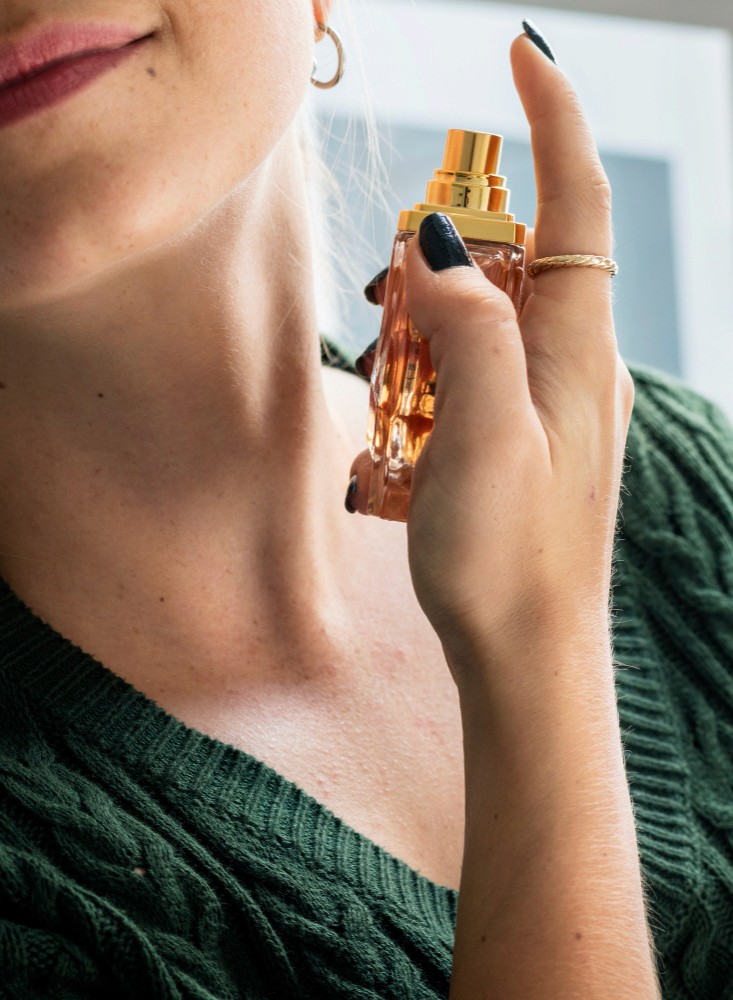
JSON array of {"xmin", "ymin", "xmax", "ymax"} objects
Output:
[{"xmin": 0, "ymin": 129, "xmax": 383, "ymax": 675}]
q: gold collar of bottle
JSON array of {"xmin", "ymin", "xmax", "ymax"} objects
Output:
[{"xmin": 398, "ymin": 129, "xmax": 526, "ymax": 246}]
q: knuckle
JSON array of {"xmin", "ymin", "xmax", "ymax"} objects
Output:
[
  {"xmin": 588, "ymin": 172, "xmax": 613, "ymax": 219},
  {"xmin": 540, "ymin": 163, "xmax": 613, "ymax": 221},
  {"xmin": 421, "ymin": 277, "xmax": 516, "ymax": 342},
  {"xmin": 617, "ymin": 357, "xmax": 636, "ymax": 416},
  {"xmin": 590, "ymin": 339, "xmax": 625, "ymax": 390},
  {"xmin": 458, "ymin": 271, "xmax": 518, "ymax": 322},
  {"xmin": 462, "ymin": 281, "xmax": 516, "ymax": 322}
]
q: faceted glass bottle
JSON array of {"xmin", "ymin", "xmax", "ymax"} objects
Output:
[{"xmin": 365, "ymin": 129, "xmax": 527, "ymax": 521}]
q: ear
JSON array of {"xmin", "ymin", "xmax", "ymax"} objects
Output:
[{"xmin": 312, "ymin": 1, "xmax": 334, "ymax": 32}]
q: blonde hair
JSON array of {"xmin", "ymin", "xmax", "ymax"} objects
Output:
[{"xmin": 295, "ymin": 4, "xmax": 391, "ymax": 363}]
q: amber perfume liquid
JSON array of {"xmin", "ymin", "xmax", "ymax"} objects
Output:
[{"xmin": 366, "ymin": 230, "xmax": 525, "ymax": 522}]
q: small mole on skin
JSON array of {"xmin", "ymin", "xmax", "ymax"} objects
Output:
[
  {"xmin": 97, "ymin": 392, "xmax": 104, "ymax": 398},
  {"xmin": 0, "ymin": 382, "xmax": 5, "ymax": 389},
  {"xmin": 493, "ymin": 812, "xmax": 499, "ymax": 820},
  {"xmin": 480, "ymin": 934, "xmax": 487, "ymax": 943},
  {"xmin": 159, "ymin": 596, "xmax": 165, "ymax": 603},
  {"xmin": 575, "ymin": 932, "xmax": 583, "ymax": 940},
  {"xmin": 146, "ymin": 66, "xmax": 157, "ymax": 77}
]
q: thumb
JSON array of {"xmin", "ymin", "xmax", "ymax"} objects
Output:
[{"xmin": 406, "ymin": 213, "xmax": 532, "ymax": 431}]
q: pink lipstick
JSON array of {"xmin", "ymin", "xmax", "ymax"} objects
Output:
[{"xmin": 0, "ymin": 23, "xmax": 152, "ymax": 128}]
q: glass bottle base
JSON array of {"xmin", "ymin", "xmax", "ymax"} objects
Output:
[{"xmin": 366, "ymin": 455, "xmax": 411, "ymax": 522}]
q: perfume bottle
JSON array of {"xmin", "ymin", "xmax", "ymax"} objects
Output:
[{"xmin": 365, "ymin": 128, "xmax": 527, "ymax": 522}]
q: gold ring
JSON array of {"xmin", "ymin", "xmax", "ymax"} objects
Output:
[{"xmin": 527, "ymin": 254, "xmax": 618, "ymax": 278}]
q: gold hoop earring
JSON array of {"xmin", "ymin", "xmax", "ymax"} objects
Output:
[{"xmin": 310, "ymin": 23, "xmax": 345, "ymax": 89}]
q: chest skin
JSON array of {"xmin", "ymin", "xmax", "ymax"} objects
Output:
[
  {"xmin": 1, "ymin": 363, "xmax": 467, "ymax": 890},
  {"xmin": 135, "ymin": 625, "xmax": 467, "ymax": 892},
  {"xmin": 121, "ymin": 366, "xmax": 467, "ymax": 891}
]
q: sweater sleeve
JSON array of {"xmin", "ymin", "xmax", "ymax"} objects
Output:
[
  {"xmin": 620, "ymin": 362, "xmax": 733, "ymax": 999},
  {"xmin": 622, "ymin": 362, "xmax": 733, "ymax": 615}
]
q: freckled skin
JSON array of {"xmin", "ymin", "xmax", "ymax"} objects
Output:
[
  {"xmin": 0, "ymin": 0, "xmax": 468, "ymax": 897},
  {"xmin": 0, "ymin": 0, "xmax": 313, "ymax": 307}
]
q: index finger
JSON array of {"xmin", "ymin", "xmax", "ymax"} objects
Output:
[
  {"xmin": 509, "ymin": 31, "xmax": 620, "ymax": 434},
  {"xmin": 510, "ymin": 35, "xmax": 613, "ymax": 281}
]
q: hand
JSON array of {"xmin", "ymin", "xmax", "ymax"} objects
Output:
[
  {"xmin": 358, "ymin": 231, "xmax": 536, "ymax": 377},
  {"xmin": 348, "ymin": 35, "xmax": 634, "ymax": 687}
]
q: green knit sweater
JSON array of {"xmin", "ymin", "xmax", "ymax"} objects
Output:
[{"xmin": 1, "ymin": 355, "xmax": 732, "ymax": 1000}]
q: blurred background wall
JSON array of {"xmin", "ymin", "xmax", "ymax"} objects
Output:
[
  {"xmin": 312, "ymin": 0, "xmax": 733, "ymax": 419},
  {"xmin": 488, "ymin": 0, "xmax": 733, "ymax": 33}
]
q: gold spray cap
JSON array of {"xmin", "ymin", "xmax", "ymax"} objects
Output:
[
  {"xmin": 426, "ymin": 129, "xmax": 509, "ymax": 214},
  {"xmin": 398, "ymin": 128, "xmax": 526, "ymax": 245}
]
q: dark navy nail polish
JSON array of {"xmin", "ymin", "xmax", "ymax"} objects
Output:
[
  {"xmin": 522, "ymin": 19, "xmax": 557, "ymax": 64},
  {"xmin": 344, "ymin": 475, "xmax": 358, "ymax": 513},
  {"xmin": 418, "ymin": 213, "xmax": 472, "ymax": 272},
  {"xmin": 364, "ymin": 267, "xmax": 389, "ymax": 305},
  {"xmin": 354, "ymin": 338, "xmax": 378, "ymax": 379}
]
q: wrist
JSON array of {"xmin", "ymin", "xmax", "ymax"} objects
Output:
[
  {"xmin": 448, "ymin": 625, "xmax": 618, "ymax": 742},
  {"xmin": 434, "ymin": 598, "xmax": 620, "ymax": 783}
]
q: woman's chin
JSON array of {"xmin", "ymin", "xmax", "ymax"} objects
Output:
[
  {"xmin": 0, "ymin": 237, "xmax": 138, "ymax": 313},
  {"xmin": 0, "ymin": 196, "xmax": 192, "ymax": 312}
]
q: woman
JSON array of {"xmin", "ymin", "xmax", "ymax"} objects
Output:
[{"xmin": 0, "ymin": 1, "xmax": 731, "ymax": 997}]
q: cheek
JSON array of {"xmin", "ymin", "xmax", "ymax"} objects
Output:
[
  {"xmin": 185, "ymin": 0, "xmax": 313, "ymax": 181},
  {"xmin": 0, "ymin": 0, "xmax": 314, "ymax": 307}
]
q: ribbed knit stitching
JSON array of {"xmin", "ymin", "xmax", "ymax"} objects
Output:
[
  {"xmin": 0, "ymin": 603, "xmax": 458, "ymax": 930},
  {"xmin": 1, "ymin": 356, "xmax": 732, "ymax": 999}
]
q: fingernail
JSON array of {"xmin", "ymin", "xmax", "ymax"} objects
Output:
[
  {"xmin": 345, "ymin": 474, "xmax": 358, "ymax": 513},
  {"xmin": 364, "ymin": 267, "xmax": 389, "ymax": 305},
  {"xmin": 354, "ymin": 338, "xmax": 378, "ymax": 379},
  {"xmin": 522, "ymin": 19, "xmax": 557, "ymax": 63},
  {"xmin": 419, "ymin": 213, "xmax": 472, "ymax": 272}
]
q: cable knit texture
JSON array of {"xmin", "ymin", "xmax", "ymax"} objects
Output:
[{"xmin": 0, "ymin": 349, "xmax": 732, "ymax": 999}]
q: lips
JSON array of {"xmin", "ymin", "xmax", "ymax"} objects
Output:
[
  {"xmin": 0, "ymin": 22, "xmax": 153, "ymax": 129},
  {"xmin": 0, "ymin": 22, "xmax": 149, "ymax": 90}
]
